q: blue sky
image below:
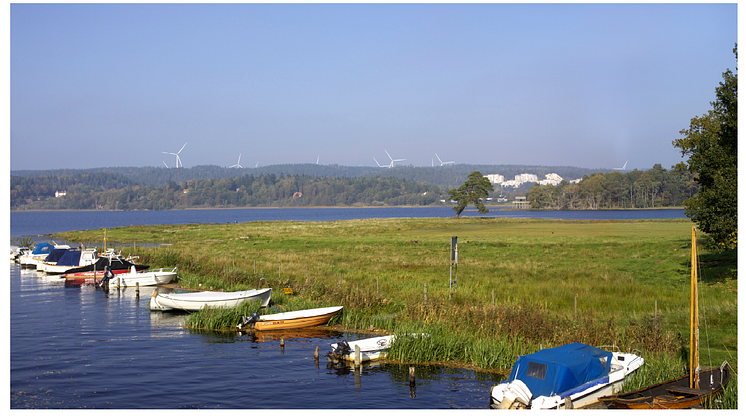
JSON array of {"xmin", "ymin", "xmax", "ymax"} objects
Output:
[{"xmin": 9, "ymin": 2, "xmax": 738, "ymax": 171}]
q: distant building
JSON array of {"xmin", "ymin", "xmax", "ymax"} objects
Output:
[
  {"xmin": 485, "ymin": 174, "xmax": 505, "ymax": 184},
  {"xmin": 293, "ymin": 192, "xmax": 303, "ymax": 198},
  {"xmin": 513, "ymin": 196, "xmax": 530, "ymax": 209},
  {"xmin": 55, "ymin": 191, "xmax": 67, "ymax": 198}
]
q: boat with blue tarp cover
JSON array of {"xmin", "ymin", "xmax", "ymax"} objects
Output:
[
  {"xmin": 490, "ymin": 342, "xmax": 644, "ymax": 409},
  {"xmin": 19, "ymin": 242, "xmax": 65, "ymax": 269}
]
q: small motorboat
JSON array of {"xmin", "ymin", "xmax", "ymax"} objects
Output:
[
  {"xmin": 490, "ymin": 342, "xmax": 644, "ymax": 409},
  {"xmin": 237, "ymin": 306, "xmax": 343, "ymax": 331},
  {"xmin": 149, "ymin": 288, "xmax": 272, "ymax": 311},
  {"xmin": 19, "ymin": 242, "xmax": 64, "ymax": 269},
  {"xmin": 39, "ymin": 248, "xmax": 98, "ymax": 274},
  {"xmin": 108, "ymin": 266, "xmax": 178, "ymax": 288},
  {"xmin": 326, "ymin": 335, "xmax": 395, "ymax": 363},
  {"xmin": 64, "ymin": 256, "xmax": 149, "ymax": 282}
]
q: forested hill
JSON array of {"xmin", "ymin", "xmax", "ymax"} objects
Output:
[{"xmin": 11, "ymin": 163, "xmax": 600, "ymax": 190}]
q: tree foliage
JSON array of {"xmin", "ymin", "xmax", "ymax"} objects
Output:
[
  {"xmin": 673, "ymin": 44, "xmax": 737, "ymax": 250},
  {"xmin": 526, "ymin": 165, "xmax": 697, "ymax": 210},
  {"xmin": 447, "ymin": 171, "xmax": 495, "ymax": 218}
]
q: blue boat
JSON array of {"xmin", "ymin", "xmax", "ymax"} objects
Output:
[
  {"xmin": 18, "ymin": 242, "xmax": 61, "ymax": 269},
  {"xmin": 490, "ymin": 342, "xmax": 644, "ymax": 409}
]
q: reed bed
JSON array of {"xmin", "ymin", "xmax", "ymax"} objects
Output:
[{"xmin": 58, "ymin": 217, "xmax": 738, "ymax": 407}]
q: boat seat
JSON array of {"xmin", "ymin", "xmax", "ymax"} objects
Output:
[{"xmin": 666, "ymin": 386, "xmax": 710, "ymax": 396}]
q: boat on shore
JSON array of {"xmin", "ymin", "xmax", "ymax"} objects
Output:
[
  {"xmin": 108, "ymin": 267, "xmax": 178, "ymax": 288},
  {"xmin": 490, "ymin": 342, "xmax": 644, "ymax": 409},
  {"xmin": 237, "ymin": 306, "xmax": 343, "ymax": 331},
  {"xmin": 149, "ymin": 288, "xmax": 272, "ymax": 311},
  {"xmin": 598, "ymin": 226, "xmax": 731, "ymax": 409}
]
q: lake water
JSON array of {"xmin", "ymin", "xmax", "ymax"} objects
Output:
[
  {"xmin": 9, "ymin": 207, "xmax": 686, "ymax": 239},
  {"xmin": 9, "ymin": 207, "xmax": 686, "ymax": 409}
]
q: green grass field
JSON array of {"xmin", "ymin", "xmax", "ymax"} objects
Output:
[{"xmin": 58, "ymin": 217, "xmax": 737, "ymax": 407}]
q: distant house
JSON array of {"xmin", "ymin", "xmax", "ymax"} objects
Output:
[
  {"xmin": 55, "ymin": 191, "xmax": 67, "ymax": 198},
  {"xmin": 293, "ymin": 192, "xmax": 303, "ymax": 198},
  {"xmin": 183, "ymin": 189, "xmax": 189, "ymax": 194},
  {"xmin": 513, "ymin": 196, "xmax": 530, "ymax": 209}
]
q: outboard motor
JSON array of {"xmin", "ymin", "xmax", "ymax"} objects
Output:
[
  {"xmin": 237, "ymin": 312, "xmax": 261, "ymax": 330},
  {"xmin": 325, "ymin": 339, "xmax": 352, "ymax": 363}
]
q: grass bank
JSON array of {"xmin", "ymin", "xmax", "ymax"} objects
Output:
[{"xmin": 59, "ymin": 217, "xmax": 737, "ymax": 406}]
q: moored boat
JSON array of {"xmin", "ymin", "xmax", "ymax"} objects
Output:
[
  {"xmin": 490, "ymin": 342, "xmax": 644, "ymax": 409},
  {"xmin": 109, "ymin": 266, "xmax": 178, "ymax": 288},
  {"xmin": 237, "ymin": 306, "xmax": 343, "ymax": 331},
  {"xmin": 149, "ymin": 288, "xmax": 272, "ymax": 311},
  {"xmin": 40, "ymin": 248, "xmax": 98, "ymax": 274},
  {"xmin": 19, "ymin": 242, "xmax": 61, "ymax": 269},
  {"xmin": 64, "ymin": 256, "xmax": 149, "ymax": 282},
  {"xmin": 326, "ymin": 335, "xmax": 396, "ymax": 363}
]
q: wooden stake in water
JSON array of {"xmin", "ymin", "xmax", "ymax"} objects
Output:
[
  {"xmin": 355, "ymin": 345, "xmax": 361, "ymax": 366},
  {"xmin": 409, "ymin": 366, "xmax": 416, "ymax": 386}
]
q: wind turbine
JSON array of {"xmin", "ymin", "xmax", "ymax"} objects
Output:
[
  {"xmin": 614, "ymin": 161, "xmax": 628, "ymax": 171},
  {"xmin": 385, "ymin": 150, "xmax": 405, "ymax": 168},
  {"xmin": 162, "ymin": 143, "xmax": 187, "ymax": 168},
  {"xmin": 435, "ymin": 153, "xmax": 455, "ymax": 166},
  {"xmin": 230, "ymin": 154, "xmax": 243, "ymax": 168},
  {"xmin": 373, "ymin": 157, "xmax": 387, "ymax": 168},
  {"xmin": 162, "ymin": 161, "xmax": 169, "ymax": 168},
  {"xmin": 316, "ymin": 156, "xmax": 320, "ymax": 165}
]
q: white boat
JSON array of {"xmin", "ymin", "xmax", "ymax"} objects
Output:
[
  {"xmin": 149, "ymin": 288, "xmax": 272, "ymax": 311},
  {"xmin": 490, "ymin": 342, "xmax": 644, "ymax": 409},
  {"xmin": 19, "ymin": 242, "xmax": 67, "ymax": 269},
  {"xmin": 109, "ymin": 266, "xmax": 178, "ymax": 287},
  {"xmin": 10, "ymin": 246, "xmax": 30, "ymax": 262},
  {"xmin": 40, "ymin": 248, "xmax": 98, "ymax": 274},
  {"xmin": 327, "ymin": 335, "xmax": 396, "ymax": 363}
]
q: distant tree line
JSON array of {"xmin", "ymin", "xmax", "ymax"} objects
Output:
[
  {"xmin": 525, "ymin": 165, "xmax": 698, "ymax": 210},
  {"xmin": 10, "ymin": 173, "xmax": 444, "ymax": 210}
]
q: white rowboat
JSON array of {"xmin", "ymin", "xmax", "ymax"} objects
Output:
[
  {"xmin": 149, "ymin": 288, "xmax": 272, "ymax": 311},
  {"xmin": 109, "ymin": 267, "xmax": 178, "ymax": 287}
]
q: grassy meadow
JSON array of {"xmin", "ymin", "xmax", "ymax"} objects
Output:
[{"xmin": 57, "ymin": 217, "xmax": 737, "ymax": 406}]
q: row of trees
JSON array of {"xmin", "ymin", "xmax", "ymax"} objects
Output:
[
  {"xmin": 11, "ymin": 173, "xmax": 445, "ymax": 210},
  {"xmin": 526, "ymin": 165, "xmax": 698, "ymax": 210}
]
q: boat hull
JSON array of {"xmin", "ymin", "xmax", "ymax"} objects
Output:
[
  {"xmin": 252, "ymin": 306, "xmax": 343, "ymax": 331},
  {"xmin": 150, "ymin": 288, "xmax": 272, "ymax": 311},
  {"xmin": 599, "ymin": 365, "xmax": 730, "ymax": 409},
  {"xmin": 109, "ymin": 270, "xmax": 177, "ymax": 287}
]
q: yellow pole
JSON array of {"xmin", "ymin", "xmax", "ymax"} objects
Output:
[{"xmin": 689, "ymin": 226, "xmax": 699, "ymax": 389}]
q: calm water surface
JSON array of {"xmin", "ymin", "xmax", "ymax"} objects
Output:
[{"xmin": 9, "ymin": 264, "xmax": 500, "ymax": 409}]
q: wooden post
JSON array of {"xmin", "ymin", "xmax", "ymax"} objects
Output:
[
  {"xmin": 136, "ymin": 282, "xmax": 139, "ymax": 296},
  {"xmin": 655, "ymin": 300, "xmax": 658, "ymax": 318},
  {"xmin": 314, "ymin": 346, "xmax": 319, "ymax": 360},
  {"xmin": 280, "ymin": 337, "xmax": 285, "ymax": 347},
  {"xmin": 574, "ymin": 295, "xmax": 578, "ymax": 321},
  {"xmin": 492, "ymin": 289, "xmax": 495, "ymax": 306},
  {"xmin": 409, "ymin": 366, "xmax": 416, "ymax": 386},
  {"xmin": 355, "ymin": 345, "xmax": 361, "ymax": 366},
  {"xmin": 424, "ymin": 283, "xmax": 428, "ymax": 303},
  {"xmin": 377, "ymin": 276, "xmax": 379, "ymax": 295}
]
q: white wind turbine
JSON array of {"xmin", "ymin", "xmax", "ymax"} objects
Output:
[
  {"xmin": 373, "ymin": 157, "xmax": 387, "ymax": 168},
  {"xmin": 385, "ymin": 150, "xmax": 405, "ymax": 168},
  {"xmin": 614, "ymin": 161, "xmax": 628, "ymax": 171},
  {"xmin": 230, "ymin": 154, "xmax": 243, "ymax": 168},
  {"xmin": 162, "ymin": 143, "xmax": 187, "ymax": 168},
  {"xmin": 435, "ymin": 153, "xmax": 454, "ymax": 166}
]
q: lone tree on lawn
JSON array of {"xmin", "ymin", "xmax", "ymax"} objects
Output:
[{"xmin": 448, "ymin": 171, "xmax": 494, "ymax": 218}]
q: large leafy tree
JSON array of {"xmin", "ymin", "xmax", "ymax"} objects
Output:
[
  {"xmin": 448, "ymin": 171, "xmax": 494, "ymax": 218},
  {"xmin": 673, "ymin": 45, "xmax": 737, "ymax": 250}
]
